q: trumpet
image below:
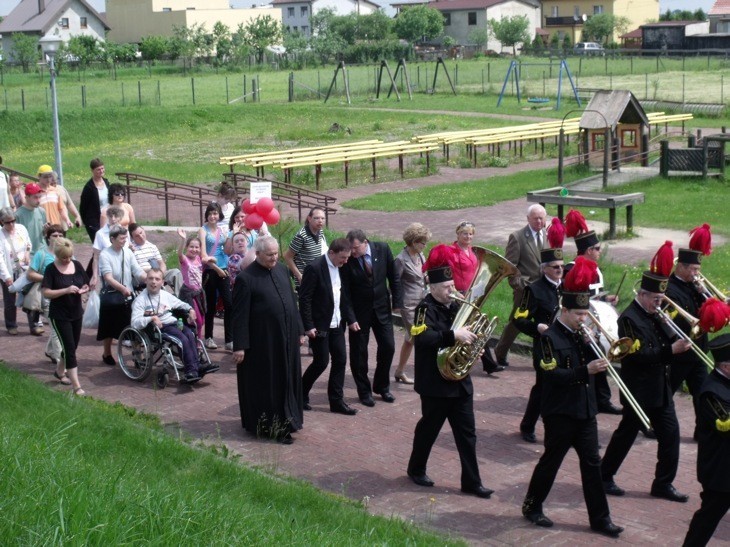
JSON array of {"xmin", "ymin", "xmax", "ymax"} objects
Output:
[
  {"xmin": 579, "ymin": 311, "xmax": 652, "ymax": 431},
  {"xmin": 654, "ymin": 304, "xmax": 715, "ymax": 372},
  {"xmin": 661, "ymin": 294, "xmax": 703, "ymax": 339},
  {"xmin": 694, "ymin": 273, "xmax": 728, "ymax": 302}
]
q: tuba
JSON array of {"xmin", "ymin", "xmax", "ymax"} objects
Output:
[{"xmin": 437, "ymin": 247, "xmax": 518, "ymax": 381}]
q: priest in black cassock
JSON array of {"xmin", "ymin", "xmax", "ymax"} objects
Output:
[{"xmin": 232, "ymin": 235, "xmax": 306, "ymax": 444}]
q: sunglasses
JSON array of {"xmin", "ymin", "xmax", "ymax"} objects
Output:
[
  {"xmin": 548, "ymin": 264, "xmax": 564, "ymax": 270},
  {"xmin": 458, "ymin": 222, "xmax": 475, "ymax": 228},
  {"xmin": 113, "ymin": 192, "xmax": 126, "ymax": 197}
]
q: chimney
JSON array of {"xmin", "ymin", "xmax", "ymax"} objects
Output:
[{"xmin": 39, "ymin": 0, "xmax": 45, "ymax": 13}]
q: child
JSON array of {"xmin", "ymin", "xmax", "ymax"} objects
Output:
[
  {"xmin": 8, "ymin": 174, "xmax": 25, "ymax": 210},
  {"xmin": 226, "ymin": 231, "xmax": 255, "ymax": 288},
  {"xmin": 176, "ymin": 228, "xmax": 205, "ymax": 338},
  {"xmin": 216, "ymin": 183, "xmax": 237, "ymax": 230}
]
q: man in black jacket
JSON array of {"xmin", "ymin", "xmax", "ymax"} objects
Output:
[
  {"xmin": 521, "ymin": 268, "xmax": 623, "ymax": 538},
  {"xmin": 683, "ymin": 334, "xmax": 730, "ymax": 547},
  {"xmin": 406, "ymin": 261, "xmax": 493, "ymax": 499},
  {"xmin": 342, "ymin": 229, "xmax": 402, "ymax": 407},
  {"xmin": 299, "ymin": 238, "xmax": 357, "ymax": 416},
  {"xmin": 601, "ymin": 271, "xmax": 692, "ymax": 502},
  {"xmin": 513, "ymin": 247, "xmax": 563, "ymax": 443}
]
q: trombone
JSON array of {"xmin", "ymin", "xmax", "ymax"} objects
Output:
[
  {"xmin": 694, "ymin": 273, "xmax": 728, "ymax": 302},
  {"xmin": 654, "ymin": 296, "xmax": 715, "ymax": 372},
  {"xmin": 579, "ymin": 311, "xmax": 652, "ymax": 431}
]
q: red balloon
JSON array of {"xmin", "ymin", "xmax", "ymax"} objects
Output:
[
  {"xmin": 244, "ymin": 212, "xmax": 263, "ymax": 230},
  {"xmin": 255, "ymin": 197, "xmax": 275, "ymax": 216},
  {"xmin": 264, "ymin": 208, "xmax": 280, "ymax": 226},
  {"xmin": 242, "ymin": 199, "xmax": 256, "ymax": 214}
]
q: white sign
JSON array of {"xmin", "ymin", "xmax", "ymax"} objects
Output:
[{"xmin": 249, "ymin": 182, "xmax": 271, "ymax": 203}]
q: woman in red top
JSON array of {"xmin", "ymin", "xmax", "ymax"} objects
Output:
[{"xmin": 449, "ymin": 221, "xmax": 478, "ymax": 293}]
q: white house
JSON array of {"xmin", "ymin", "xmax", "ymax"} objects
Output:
[
  {"xmin": 272, "ymin": 0, "xmax": 381, "ymax": 38},
  {"xmin": 0, "ymin": 0, "xmax": 109, "ymax": 62},
  {"xmin": 427, "ymin": 0, "xmax": 540, "ymax": 53}
]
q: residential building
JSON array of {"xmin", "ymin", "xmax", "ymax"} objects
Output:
[
  {"xmin": 708, "ymin": 0, "xmax": 730, "ymax": 33},
  {"xmin": 541, "ymin": 0, "xmax": 658, "ymax": 45},
  {"xmin": 641, "ymin": 20, "xmax": 710, "ymax": 50},
  {"xmin": 272, "ymin": 0, "xmax": 381, "ymax": 38},
  {"xmin": 0, "ymin": 0, "xmax": 109, "ymax": 62},
  {"xmin": 106, "ymin": 0, "xmax": 280, "ymax": 44},
  {"xmin": 427, "ymin": 0, "xmax": 540, "ymax": 53}
]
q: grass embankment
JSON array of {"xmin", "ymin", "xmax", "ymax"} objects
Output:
[{"xmin": 0, "ymin": 366, "xmax": 459, "ymax": 545}]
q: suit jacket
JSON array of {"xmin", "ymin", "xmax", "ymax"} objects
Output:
[
  {"xmin": 514, "ymin": 275, "xmax": 561, "ymax": 363},
  {"xmin": 505, "ymin": 224, "xmax": 545, "ymax": 291},
  {"xmin": 342, "ymin": 241, "xmax": 403, "ymax": 325},
  {"xmin": 666, "ymin": 274, "xmax": 707, "ymax": 367},
  {"xmin": 79, "ymin": 177, "xmax": 110, "ymax": 234},
  {"xmin": 618, "ymin": 300, "xmax": 674, "ymax": 409},
  {"xmin": 394, "ymin": 247, "xmax": 426, "ymax": 311},
  {"xmin": 298, "ymin": 255, "xmax": 346, "ymax": 332}
]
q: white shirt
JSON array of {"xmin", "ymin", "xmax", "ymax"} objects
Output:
[
  {"xmin": 0, "ymin": 172, "xmax": 10, "ymax": 209},
  {"xmin": 325, "ymin": 253, "xmax": 342, "ymax": 328}
]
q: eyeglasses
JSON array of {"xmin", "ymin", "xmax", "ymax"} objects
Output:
[
  {"xmin": 548, "ymin": 264, "xmax": 564, "ymax": 270},
  {"xmin": 113, "ymin": 192, "xmax": 125, "ymax": 197},
  {"xmin": 458, "ymin": 222, "xmax": 475, "ymax": 229}
]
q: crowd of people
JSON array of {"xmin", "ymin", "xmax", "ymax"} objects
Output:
[{"xmin": 1, "ymin": 161, "xmax": 728, "ymax": 544}]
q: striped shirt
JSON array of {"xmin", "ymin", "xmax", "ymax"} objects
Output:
[{"xmin": 289, "ymin": 224, "xmax": 326, "ymax": 286}]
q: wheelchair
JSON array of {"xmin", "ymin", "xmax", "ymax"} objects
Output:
[{"xmin": 117, "ymin": 312, "xmax": 213, "ymax": 389}]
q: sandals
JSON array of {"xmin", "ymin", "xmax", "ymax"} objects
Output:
[
  {"xmin": 53, "ymin": 371, "xmax": 72, "ymax": 385},
  {"xmin": 73, "ymin": 387, "xmax": 86, "ymax": 396}
]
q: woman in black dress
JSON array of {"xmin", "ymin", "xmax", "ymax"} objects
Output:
[{"xmin": 41, "ymin": 238, "xmax": 90, "ymax": 395}]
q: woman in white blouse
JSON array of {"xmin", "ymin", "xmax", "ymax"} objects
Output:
[{"xmin": 0, "ymin": 207, "xmax": 32, "ymax": 335}]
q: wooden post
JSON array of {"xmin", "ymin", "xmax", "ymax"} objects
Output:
[{"xmin": 659, "ymin": 140, "xmax": 669, "ymax": 177}]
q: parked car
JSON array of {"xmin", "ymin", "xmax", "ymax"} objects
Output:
[{"xmin": 574, "ymin": 42, "xmax": 605, "ymax": 56}]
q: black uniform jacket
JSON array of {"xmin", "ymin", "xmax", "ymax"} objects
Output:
[
  {"xmin": 538, "ymin": 320, "xmax": 597, "ymax": 420},
  {"xmin": 412, "ymin": 294, "xmax": 472, "ymax": 398},
  {"xmin": 696, "ymin": 370, "xmax": 730, "ymax": 492},
  {"xmin": 618, "ymin": 300, "xmax": 674, "ymax": 409},
  {"xmin": 514, "ymin": 275, "xmax": 560, "ymax": 349},
  {"xmin": 341, "ymin": 241, "xmax": 403, "ymax": 325},
  {"xmin": 666, "ymin": 274, "xmax": 708, "ymax": 366}
]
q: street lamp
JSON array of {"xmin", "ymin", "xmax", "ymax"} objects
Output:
[{"xmin": 39, "ymin": 35, "xmax": 64, "ymax": 187}]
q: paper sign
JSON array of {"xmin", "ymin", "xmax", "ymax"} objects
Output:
[{"xmin": 249, "ymin": 182, "xmax": 271, "ymax": 203}]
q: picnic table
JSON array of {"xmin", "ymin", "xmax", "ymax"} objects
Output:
[{"xmin": 527, "ymin": 187, "xmax": 645, "ymax": 239}]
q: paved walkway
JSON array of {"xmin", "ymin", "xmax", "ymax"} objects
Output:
[{"xmin": 5, "ymin": 154, "xmax": 728, "ymax": 545}]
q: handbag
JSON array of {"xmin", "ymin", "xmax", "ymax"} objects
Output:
[
  {"xmin": 99, "ymin": 253, "xmax": 131, "ymax": 309},
  {"xmin": 21, "ymin": 282, "xmax": 43, "ymax": 312}
]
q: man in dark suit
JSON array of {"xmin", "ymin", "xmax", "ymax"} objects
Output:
[
  {"xmin": 406, "ymin": 260, "xmax": 493, "ymax": 499},
  {"xmin": 298, "ymin": 238, "xmax": 357, "ymax": 416},
  {"xmin": 493, "ymin": 204, "xmax": 546, "ymax": 367},
  {"xmin": 342, "ymin": 229, "xmax": 403, "ymax": 407},
  {"xmin": 683, "ymin": 334, "xmax": 730, "ymax": 547},
  {"xmin": 601, "ymin": 271, "xmax": 692, "ymax": 502}
]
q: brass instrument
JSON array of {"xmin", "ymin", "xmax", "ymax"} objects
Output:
[
  {"xmin": 437, "ymin": 247, "xmax": 518, "ymax": 381},
  {"xmin": 694, "ymin": 273, "xmax": 728, "ymax": 302},
  {"xmin": 661, "ymin": 294, "xmax": 703, "ymax": 339},
  {"xmin": 579, "ymin": 311, "xmax": 652, "ymax": 431},
  {"xmin": 654, "ymin": 302, "xmax": 715, "ymax": 372}
]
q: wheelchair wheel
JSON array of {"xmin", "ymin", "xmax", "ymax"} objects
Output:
[
  {"xmin": 156, "ymin": 370, "xmax": 169, "ymax": 389},
  {"xmin": 118, "ymin": 327, "xmax": 153, "ymax": 381}
]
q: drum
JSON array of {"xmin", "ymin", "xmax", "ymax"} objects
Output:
[{"xmin": 588, "ymin": 300, "xmax": 619, "ymax": 354}]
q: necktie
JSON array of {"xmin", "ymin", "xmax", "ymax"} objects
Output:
[
  {"xmin": 362, "ymin": 255, "xmax": 372, "ymax": 277},
  {"xmin": 536, "ymin": 231, "xmax": 543, "ymax": 250}
]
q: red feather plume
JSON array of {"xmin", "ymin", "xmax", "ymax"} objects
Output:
[
  {"xmin": 689, "ymin": 223, "xmax": 712, "ymax": 256},
  {"xmin": 423, "ymin": 244, "xmax": 456, "ymax": 273},
  {"xmin": 563, "ymin": 255, "xmax": 597, "ymax": 292},
  {"xmin": 547, "ymin": 217, "xmax": 565, "ymax": 249},
  {"xmin": 650, "ymin": 241, "xmax": 674, "ymax": 277},
  {"xmin": 565, "ymin": 209, "xmax": 589, "ymax": 238},
  {"xmin": 698, "ymin": 297, "xmax": 730, "ymax": 333}
]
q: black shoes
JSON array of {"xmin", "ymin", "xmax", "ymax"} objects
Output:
[
  {"xmin": 407, "ymin": 471, "xmax": 434, "ymax": 487},
  {"xmin": 360, "ymin": 395, "xmax": 375, "ymax": 407},
  {"xmin": 330, "ymin": 401, "xmax": 358, "ymax": 415},
  {"xmin": 277, "ymin": 433, "xmax": 294, "ymax": 445},
  {"xmin": 497, "ymin": 357, "xmax": 510, "ymax": 368},
  {"xmin": 461, "ymin": 485, "xmax": 494, "ymax": 499},
  {"xmin": 198, "ymin": 363, "xmax": 220, "ymax": 377},
  {"xmin": 591, "ymin": 522, "xmax": 624, "ymax": 538},
  {"xmin": 377, "ymin": 390, "xmax": 395, "ymax": 403},
  {"xmin": 484, "ymin": 365, "xmax": 505, "ymax": 375},
  {"xmin": 651, "ymin": 484, "xmax": 689, "ymax": 503},
  {"xmin": 603, "ymin": 480, "xmax": 625, "ymax": 496},
  {"xmin": 102, "ymin": 354, "xmax": 116, "ymax": 366},
  {"xmin": 183, "ymin": 371, "xmax": 201, "ymax": 384},
  {"xmin": 523, "ymin": 511, "xmax": 553, "ymax": 528},
  {"xmin": 598, "ymin": 403, "xmax": 623, "ymax": 415},
  {"xmin": 642, "ymin": 428, "xmax": 657, "ymax": 439},
  {"xmin": 520, "ymin": 430, "xmax": 537, "ymax": 443},
  {"xmin": 303, "ymin": 402, "xmax": 312, "ymax": 411}
]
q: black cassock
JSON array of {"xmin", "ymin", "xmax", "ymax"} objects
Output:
[{"xmin": 232, "ymin": 261, "xmax": 304, "ymax": 437}]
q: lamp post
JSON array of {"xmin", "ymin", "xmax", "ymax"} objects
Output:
[{"xmin": 39, "ymin": 36, "xmax": 64, "ymax": 187}]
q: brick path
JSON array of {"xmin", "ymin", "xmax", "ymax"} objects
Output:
[{"xmin": 5, "ymin": 152, "xmax": 728, "ymax": 545}]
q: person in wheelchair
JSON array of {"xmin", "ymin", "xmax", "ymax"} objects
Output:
[{"xmin": 131, "ymin": 268, "xmax": 218, "ymax": 384}]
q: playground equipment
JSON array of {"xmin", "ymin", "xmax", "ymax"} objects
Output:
[{"xmin": 497, "ymin": 59, "xmax": 580, "ymax": 110}]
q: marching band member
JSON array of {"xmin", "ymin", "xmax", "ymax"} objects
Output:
[
  {"xmin": 406, "ymin": 248, "xmax": 493, "ymax": 499},
  {"xmin": 683, "ymin": 333, "xmax": 730, "ymax": 547},
  {"xmin": 513, "ymin": 247, "xmax": 564, "ymax": 444},
  {"xmin": 522, "ymin": 257, "xmax": 623, "ymax": 538},
  {"xmin": 601, "ymin": 270, "xmax": 692, "ymax": 502}
]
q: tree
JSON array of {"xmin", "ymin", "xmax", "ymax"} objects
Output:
[
  {"xmin": 242, "ymin": 15, "xmax": 282, "ymax": 64},
  {"xmin": 394, "ymin": 5, "xmax": 444, "ymax": 45},
  {"xmin": 582, "ymin": 13, "xmax": 617, "ymax": 44},
  {"xmin": 103, "ymin": 42, "xmax": 139, "ymax": 63},
  {"xmin": 139, "ymin": 35, "xmax": 169, "ymax": 61},
  {"xmin": 489, "ymin": 15, "xmax": 530, "ymax": 56},
  {"xmin": 10, "ymin": 33, "xmax": 39, "ymax": 72},
  {"xmin": 309, "ymin": 8, "xmax": 348, "ymax": 64},
  {"xmin": 212, "ymin": 21, "xmax": 232, "ymax": 65},
  {"xmin": 67, "ymin": 35, "xmax": 101, "ymax": 68},
  {"xmin": 359, "ymin": 11, "xmax": 395, "ymax": 41},
  {"xmin": 170, "ymin": 23, "xmax": 212, "ymax": 68},
  {"xmin": 468, "ymin": 28, "xmax": 490, "ymax": 52}
]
